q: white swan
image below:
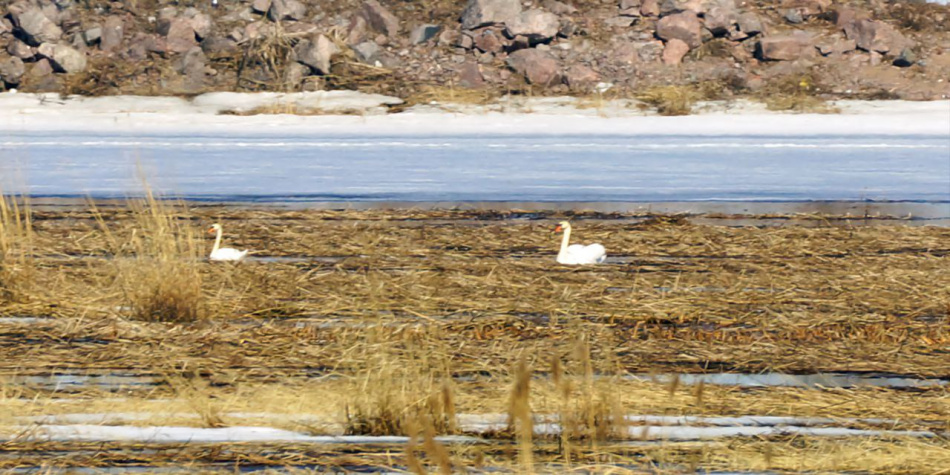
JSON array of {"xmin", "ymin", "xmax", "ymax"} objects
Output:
[
  {"xmin": 554, "ymin": 221, "xmax": 606, "ymax": 265},
  {"xmin": 208, "ymin": 223, "xmax": 249, "ymax": 262}
]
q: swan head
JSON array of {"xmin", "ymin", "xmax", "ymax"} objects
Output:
[
  {"xmin": 554, "ymin": 221, "xmax": 571, "ymax": 233},
  {"xmin": 208, "ymin": 223, "xmax": 222, "ymax": 234}
]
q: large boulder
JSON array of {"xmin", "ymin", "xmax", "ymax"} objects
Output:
[
  {"xmin": 655, "ymin": 12, "xmax": 702, "ymax": 49},
  {"xmin": 658, "ymin": 0, "xmax": 703, "ymax": 16},
  {"xmin": 37, "ymin": 43, "xmax": 87, "ymax": 73},
  {"xmin": 563, "ymin": 64, "xmax": 600, "ymax": 90},
  {"xmin": 506, "ymin": 48, "xmax": 559, "ymax": 85},
  {"xmin": 845, "ymin": 19, "xmax": 911, "ymax": 55},
  {"xmin": 7, "ymin": 39, "xmax": 35, "ymax": 60},
  {"xmin": 756, "ymin": 32, "xmax": 814, "ymax": 61},
  {"xmin": 0, "ymin": 56, "xmax": 26, "ymax": 85},
  {"xmin": 505, "ymin": 9, "xmax": 559, "ymax": 42},
  {"xmin": 10, "ymin": 6, "xmax": 62, "ymax": 45},
  {"xmin": 703, "ymin": 4, "xmax": 738, "ymax": 37},
  {"xmin": 295, "ymin": 34, "xmax": 338, "ymax": 75},
  {"xmin": 736, "ymin": 12, "xmax": 764, "ymax": 36},
  {"xmin": 460, "ymin": 0, "xmax": 522, "ymax": 30},
  {"xmin": 362, "ymin": 0, "xmax": 400, "ymax": 37}
]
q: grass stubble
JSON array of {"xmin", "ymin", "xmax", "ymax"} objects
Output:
[{"xmin": 0, "ymin": 199, "xmax": 947, "ymax": 472}]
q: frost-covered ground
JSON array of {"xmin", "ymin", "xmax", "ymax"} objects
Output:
[{"xmin": 0, "ymin": 92, "xmax": 947, "ymax": 203}]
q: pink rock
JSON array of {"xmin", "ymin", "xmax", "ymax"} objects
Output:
[
  {"xmin": 757, "ymin": 33, "xmax": 814, "ymax": 61},
  {"xmin": 656, "ymin": 11, "xmax": 702, "ymax": 49},
  {"xmin": 165, "ymin": 18, "xmax": 198, "ymax": 54},
  {"xmin": 7, "ymin": 39, "xmax": 36, "ymax": 60},
  {"xmin": 640, "ymin": 0, "xmax": 659, "ymax": 17},
  {"xmin": 362, "ymin": 0, "xmax": 400, "ymax": 37},
  {"xmin": 562, "ymin": 64, "xmax": 599, "ymax": 89},
  {"xmin": 505, "ymin": 47, "xmax": 560, "ymax": 85},
  {"xmin": 460, "ymin": 0, "xmax": 522, "ymax": 30},
  {"xmin": 505, "ymin": 9, "xmax": 559, "ymax": 42},
  {"xmin": 458, "ymin": 60, "xmax": 484, "ymax": 88},
  {"xmin": 817, "ymin": 38, "xmax": 856, "ymax": 57},
  {"xmin": 662, "ymin": 38, "xmax": 690, "ymax": 64},
  {"xmin": 846, "ymin": 19, "xmax": 911, "ymax": 54},
  {"xmin": 474, "ymin": 29, "xmax": 504, "ymax": 53}
]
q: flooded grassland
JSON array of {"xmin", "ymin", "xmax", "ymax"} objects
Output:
[{"xmin": 1, "ymin": 203, "xmax": 949, "ymax": 473}]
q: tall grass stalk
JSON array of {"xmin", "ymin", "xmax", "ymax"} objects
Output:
[{"xmin": 0, "ymin": 190, "xmax": 32, "ymax": 304}]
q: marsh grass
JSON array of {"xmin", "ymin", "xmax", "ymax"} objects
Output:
[
  {"xmin": 0, "ymin": 191, "xmax": 32, "ymax": 305},
  {"xmin": 94, "ymin": 188, "xmax": 204, "ymax": 323},
  {"xmin": 636, "ymin": 82, "xmax": 726, "ymax": 116},
  {"xmin": 759, "ymin": 73, "xmax": 838, "ymax": 113}
]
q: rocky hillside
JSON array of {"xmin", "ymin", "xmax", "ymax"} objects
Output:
[{"xmin": 1, "ymin": 0, "xmax": 948, "ymax": 104}]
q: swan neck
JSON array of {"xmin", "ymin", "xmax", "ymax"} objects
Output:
[
  {"xmin": 558, "ymin": 226, "xmax": 571, "ymax": 256},
  {"xmin": 212, "ymin": 227, "xmax": 222, "ymax": 253}
]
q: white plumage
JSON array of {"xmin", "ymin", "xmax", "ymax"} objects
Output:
[
  {"xmin": 208, "ymin": 223, "xmax": 249, "ymax": 262},
  {"xmin": 554, "ymin": 221, "xmax": 607, "ymax": 265}
]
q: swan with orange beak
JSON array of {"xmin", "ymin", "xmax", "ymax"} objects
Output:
[{"xmin": 553, "ymin": 221, "xmax": 606, "ymax": 265}]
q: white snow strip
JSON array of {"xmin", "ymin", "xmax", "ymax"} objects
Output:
[
  {"xmin": 0, "ymin": 93, "xmax": 946, "ymax": 137},
  {"xmin": 3, "ymin": 424, "xmax": 479, "ymax": 444}
]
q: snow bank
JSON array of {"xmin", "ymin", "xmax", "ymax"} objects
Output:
[{"xmin": 0, "ymin": 91, "xmax": 947, "ymax": 137}]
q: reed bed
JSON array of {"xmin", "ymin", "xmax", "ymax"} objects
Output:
[{"xmin": 0, "ymin": 203, "xmax": 948, "ymax": 472}]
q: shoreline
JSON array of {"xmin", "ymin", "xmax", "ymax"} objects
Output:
[{"xmin": 1, "ymin": 92, "xmax": 948, "ymax": 136}]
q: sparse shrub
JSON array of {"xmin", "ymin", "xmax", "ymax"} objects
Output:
[
  {"xmin": 344, "ymin": 327, "xmax": 457, "ymax": 436},
  {"xmin": 758, "ymin": 72, "xmax": 838, "ymax": 113},
  {"xmin": 99, "ymin": 187, "xmax": 204, "ymax": 323},
  {"xmin": 637, "ymin": 85, "xmax": 700, "ymax": 116}
]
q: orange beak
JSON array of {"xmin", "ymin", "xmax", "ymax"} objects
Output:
[
  {"xmin": 207, "ymin": 228, "xmax": 215, "ymax": 234},
  {"xmin": 554, "ymin": 225, "xmax": 563, "ymax": 233}
]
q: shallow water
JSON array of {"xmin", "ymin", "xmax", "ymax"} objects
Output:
[
  {"xmin": 2, "ymin": 133, "xmax": 948, "ymax": 202},
  {"xmin": 629, "ymin": 372, "xmax": 949, "ymax": 389}
]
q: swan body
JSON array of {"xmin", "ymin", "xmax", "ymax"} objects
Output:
[
  {"xmin": 555, "ymin": 221, "xmax": 606, "ymax": 265},
  {"xmin": 208, "ymin": 223, "xmax": 249, "ymax": 262}
]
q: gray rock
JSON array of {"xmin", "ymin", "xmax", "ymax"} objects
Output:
[
  {"xmin": 37, "ymin": 43, "xmax": 86, "ymax": 73},
  {"xmin": 784, "ymin": 9, "xmax": 803, "ymax": 24},
  {"xmin": 178, "ymin": 46, "xmax": 206, "ymax": 92},
  {"xmin": 636, "ymin": 40, "xmax": 664, "ymax": 62},
  {"xmin": 362, "ymin": 0, "xmax": 400, "ymax": 37},
  {"xmin": 505, "ymin": 9, "xmax": 559, "ymax": 42},
  {"xmin": 658, "ymin": 0, "xmax": 702, "ymax": 16},
  {"xmin": 605, "ymin": 16, "xmax": 634, "ymax": 28},
  {"xmin": 346, "ymin": 15, "xmax": 368, "ymax": 45},
  {"xmin": 101, "ymin": 16, "xmax": 124, "ymax": 52},
  {"xmin": 736, "ymin": 12, "xmax": 764, "ymax": 36},
  {"xmin": 284, "ymin": 61, "xmax": 310, "ymax": 87},
  {"xmin": 82, "ymin": 27, "xmax": 102, "ymax": 45},
  {"xmin": 544, "ymin": 0, "xmax": 577, "ymax": 15},
  {"xmin": 295, "ymin": 34, "xmax": 338, "ymax": 74},
  {"xmin": 11, "ymin": 7, "xmax": 63, "ymax": 45},
  {"xmin": 655, "ymin": 11, "xmax": 702, "ymax": 49},
  {"xmin": 201, "ymin": 36, "xmax": 238, "ymax": 55},
  {"xmin": 409, "ymin": 24, "xmax": 442, "ymax": 44},
  {"xmin": 505, "ymin": 47, "xmax": 559, "ymax": 85},
  {"xmin": 268, "ymin": 0, "xmax": 307, "ymax": 22},
  {"xmin": 0, "ymin": 56, "xmax": 26, "ymax": 84},
  {"xmin": 893, "ymin": 48, "xmax": 916, "ymax": 68},
  {"xmin": 460, "ymin": 0, "xmax": 522, "ymax": 30},
  {"xmin": 28, "ymin": 57, "xmax": 54, "ymax": 79},
  {"xmin": 353, "ymin": 40, "xmax": 380, "ymax": 63}
]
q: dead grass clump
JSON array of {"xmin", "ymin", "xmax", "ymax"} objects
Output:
[
  {"xmin": 636, "ymin": 82, "xmax": 724, "ymax": 116},
  {"xmin": 758, "ymin": 73, "xmax": 838, "ymax": 113},
  {"xmin": 99, "ymin": 189, "xmax": 204, "ymax": 323},
  {"xmin": 0, "ymin": 192, "xmax": 32, "ymax": 304},
  {"xmin": 345, "ymin": 328, "xmax": 457, "ymax": 436},
  {"xmin": 403, "ymin": 85, "xmax": 500, "ymax": 108}
]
